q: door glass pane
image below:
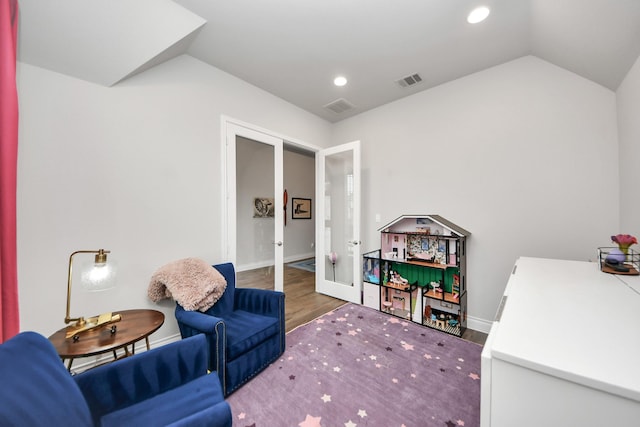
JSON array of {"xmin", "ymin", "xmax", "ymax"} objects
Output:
[
  {"xmin": 236, "ymin": 137, "xmax": 275, "ymax": 289},
  {"xmin": 324, "ymin": 150, "xmax": 354, "ymax": 287}
]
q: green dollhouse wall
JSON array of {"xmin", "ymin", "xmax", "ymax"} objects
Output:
[{"xmin": 390, "ymin": 263, "xmax": 460, "ymax": 293}]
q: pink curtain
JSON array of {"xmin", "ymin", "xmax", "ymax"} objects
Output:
[{"xmin": 0, "ymin": 0, "xmax": 19, "ymax": 342}]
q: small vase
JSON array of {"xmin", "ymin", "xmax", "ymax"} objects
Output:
[{"xmin": 606, "ymin": 248, "xmax": 626, "ymax": 263}]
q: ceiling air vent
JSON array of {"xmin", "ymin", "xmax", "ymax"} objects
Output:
[
  {"xmin": 396, "ymin": 73, "xmax": 423, "ymax": 88},
  {"xmin": 323, "ymin": 98, "xmax": 355, "ymax": 114}
]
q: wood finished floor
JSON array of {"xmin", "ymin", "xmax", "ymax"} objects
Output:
[{"xmin": 236, "ymin": 263, "xmax": 487, "ymax": 346}]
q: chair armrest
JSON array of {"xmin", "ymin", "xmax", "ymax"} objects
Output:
[
  {"xmin": 74, "ymin": 334, "xmax": 208, "ymax": 424},
  {"xmin": 235, "ymin": 288, "xmax": 285, "ymax": 318},
  {"xmin": 175, "ymin": 308, "xmax": 223, "ymax": 334},
  {"xmin": 166, "ymin": 400, "xmax": 232, "ymax": 427}
]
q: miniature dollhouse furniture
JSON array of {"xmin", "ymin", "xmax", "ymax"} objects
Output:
[
  {"xmin": 363, "ymin": 214, "xmax": 470, "ymax": 337},
  {"xmin": 175, "ymin": 262, "xmax": 286, "ymax": 396},
  {"xmin": 0, "ymin": 331, "xmax": 232, "ymax": 427}
]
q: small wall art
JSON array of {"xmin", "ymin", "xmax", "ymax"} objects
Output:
[
  {"xmin": 253, "ymin": 197, "xmax": 275, "ymax": 218},
  {"xmin": 292, "ymin": 198, "xmax": 312, "ymax": 219}
]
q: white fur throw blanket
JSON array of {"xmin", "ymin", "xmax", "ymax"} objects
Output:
[{"xmin": 147, "ymin": 258, "xmax": 227, "ymax": 311}]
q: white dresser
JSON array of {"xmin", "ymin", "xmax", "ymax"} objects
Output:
[{"xmin": 481, "ymin": 257, "xmax": 640, "ymax": 427}]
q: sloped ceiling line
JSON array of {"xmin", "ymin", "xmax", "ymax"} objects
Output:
[
  {"xmin": 16, "ymin": 0, "xmax": 640, "ymax": 123},
  {"xmin": 17, "ymin": 0, "xmax": 206, "ymax": 87}
]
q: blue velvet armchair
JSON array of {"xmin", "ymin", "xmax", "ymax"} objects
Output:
[
  {"xmin": 175, "ymin": 262, "xmax": 285, "ymax": 396},
  {"xmin": 0, "ymin": 331, "xmax": 232, "ymax": 427}
]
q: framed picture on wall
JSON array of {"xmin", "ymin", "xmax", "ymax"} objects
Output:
[
  {"xmin": 253, "ymin": 197, "xmax": 275, "ymax": 218},
  {"xmin": 292, "ymin": 198, "xmax": 312, "ymax": 219}
]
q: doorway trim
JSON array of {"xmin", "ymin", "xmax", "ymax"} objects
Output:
[{"xmin": 220, "ymin": 116, "xmax": 321, "ymax": 288}]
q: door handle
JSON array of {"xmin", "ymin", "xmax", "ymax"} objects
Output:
[
  {"xmin": 273, "ymin": 241, "xmax": 283, "ymax": 246},
  {"xmin": 349, "ymin": 240, "xmax": 361, "ymax": 246}
]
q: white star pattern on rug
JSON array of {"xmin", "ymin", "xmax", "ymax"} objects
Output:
[
  {"xmin": 299, "ymin": 414, "xmax": 322, "ymax": 427},
  {"xmin": 227, "ymin": 304, "xmax": 482, "ymax": 427},
  {"xmin": 401, "ymin": 341, "xmax": 415, "ymax": 351}
]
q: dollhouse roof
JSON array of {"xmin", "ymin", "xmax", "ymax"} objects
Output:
[{"xmin": 378, "ymin": 215, "xmax": 470, "ymax": 237}]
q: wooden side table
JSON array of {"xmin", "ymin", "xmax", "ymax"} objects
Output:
[{"xmin": 48, "ymin": 309, "xmax": 165, "ymax": 371}]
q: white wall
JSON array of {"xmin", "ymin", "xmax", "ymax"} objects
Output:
[
  {"xmin": 16, "ymin": 55, "xmax": 332, "ymax": 345},
  {"xmin": 16, "ymin": 52, "xmax": 627, "ymax": 343},
  {"xmin": 283, "ymin": 149, "xmax": 315, "ymax": 261},
  {"xmin": 235, "ymin": 139, "xmax": 315, "ymax": 271},
  {"xmin": 236, "ymin": 137, "xmax": 276, "ymax": 270},
  {"xmin": 617, "ymin": 54, "xmax": 640, "ymax": 235},
  {"xmin": 332, "ymin": 56, "xmax": 620, "ymax": 327}
]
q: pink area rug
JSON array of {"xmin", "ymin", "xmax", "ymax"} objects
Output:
[{"xmin": 227, "ymin": 303, "xmax": 482, "ymax": 427}]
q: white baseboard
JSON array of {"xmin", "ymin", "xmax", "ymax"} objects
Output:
[
  {"xmin": 236, "ymin": 260, "xmax": 273, "ymax": 272},
  {"xmin": 467, "ymin": 315, "xmax": 492, "ymax": 334},
  {"xmin": 237, "ymin": 253, "xmax": 315, "ymax": 272},
  {"xmin": 286, "ymin": 253, "xmax": 314, "ymax": 263}
]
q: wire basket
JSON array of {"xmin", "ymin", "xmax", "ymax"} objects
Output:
[{"xmin": 597, "ymin": 247, "xmax": 640, "ymax": 275}]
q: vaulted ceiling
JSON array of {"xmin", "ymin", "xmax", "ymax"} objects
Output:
[{"xmin": 17, "ymin": 0, "xmax": 640, "ymax": 122}]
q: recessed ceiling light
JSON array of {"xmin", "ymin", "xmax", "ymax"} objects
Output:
[
  {"xmin": 334, "ymin": 76, "xmax": 347, "ymax": 87},
  {"xmin": 467, "ymin": 6, "xmax": 490, "ymax": 24}
]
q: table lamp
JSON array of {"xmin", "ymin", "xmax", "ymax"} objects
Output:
[{"xmin": 64, "ymin": 249, "xmax": 121, "ymax": 340}]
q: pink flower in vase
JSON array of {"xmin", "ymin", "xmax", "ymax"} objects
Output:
[
  {"xmin": 611, "ymin": 234, "xmax": 638, "ymax": 254},
  {"xmin": 328, "ymin": 252, "xmax": 338, "ymax": 281}
]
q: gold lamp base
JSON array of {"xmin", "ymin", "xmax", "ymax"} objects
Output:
[{"xmin": 65, "ymin": 312, "xmax": 122, "ymax": 339}]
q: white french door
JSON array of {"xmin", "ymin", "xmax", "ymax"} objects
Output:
[
  {"xmin": 223, "ymin": 118, "xmax": 284, "ymax": 292},
  {"xmin": 315, "ymin": 141, "xmax": 361, "ymax": 303}
]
